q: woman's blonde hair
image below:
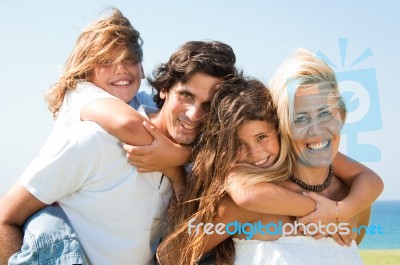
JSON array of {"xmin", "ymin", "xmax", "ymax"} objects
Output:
[
  {"xmin": 45, "ymin": 8, "xmax": 143, "ymax": 118},
  {"xmin": 160, "ymin": 76, "xmax": 291, "ymax": 264}
]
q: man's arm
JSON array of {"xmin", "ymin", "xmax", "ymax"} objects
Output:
[
  {"xmin": 157, "ymin": 195, "xmax": 244, "ymax": 265},
  {"xmin": 0, "ymin": 181, "xmax": 47, "ymax": 265},
  {"xmin": 162, "ymin": 166, "xmax": 186, "ymax": 201},
  {"xmin": 0, "ymin": 123, "xmax": 103, "ymax": 264}
]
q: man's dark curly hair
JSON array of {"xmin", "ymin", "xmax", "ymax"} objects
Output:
[{"xmin": 148, "ymin": 41, "xmax": 238, "ymax": 109}]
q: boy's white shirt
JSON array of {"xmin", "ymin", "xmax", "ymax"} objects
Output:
[{"xmin": 21, "ymin": 82, "xmax": 170, "ymax": 265}]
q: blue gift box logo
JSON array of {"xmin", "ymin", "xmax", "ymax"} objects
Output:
[{"xmin": 316, "ymin": 38, "xmax": 382, "ymax": 162}]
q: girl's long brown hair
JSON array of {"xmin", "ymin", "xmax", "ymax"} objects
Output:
[{"xmin": 159, "ymin": 76, "xmax": 292, "ymax": 264}]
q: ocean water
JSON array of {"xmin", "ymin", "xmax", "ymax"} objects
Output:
[{"xmin": 359, "ymin": 201, "xmax": 400, "ymax": 249}]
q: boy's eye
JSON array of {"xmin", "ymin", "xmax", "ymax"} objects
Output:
[
  {"xmin": 125, "ymin": 56, "xmax": 136, "ymax": 63},
  {"xmin": 101, "ymin": 59, "xmax": 113, "ymax": 65}
]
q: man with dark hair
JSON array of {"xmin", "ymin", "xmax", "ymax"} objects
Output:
[{"xmin": 0, "ymin": 40, "xmax": 237, "ymax": 265}]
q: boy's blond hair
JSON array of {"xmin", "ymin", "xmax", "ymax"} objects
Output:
[{"xmin": 46, "ymin": 8, "xmax": 143, "ymax": 118}]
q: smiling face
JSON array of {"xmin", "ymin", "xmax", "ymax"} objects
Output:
[
  {"xmin": 88, "ymin": 47, "xmax": 144, "ymax": 103},
  {"xmin": 153, "ymin": 72, "xmax": 222, "ymax": 145},
  {"xmin": 290, "ymin": 85, "xmax": 343, "ymax": 168},
  {"xmin": 236, "ymin": 120, "xmax": 280, "ymax": 168}
]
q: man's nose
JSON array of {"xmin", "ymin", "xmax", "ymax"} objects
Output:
[{"xmin": 186, "ymin": 105, "xmax": 204, "ymax": 121}]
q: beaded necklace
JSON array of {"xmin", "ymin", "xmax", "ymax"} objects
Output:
[{"xmin": 288, "ymin": 164, "xmax": 333, "ymax": 192}]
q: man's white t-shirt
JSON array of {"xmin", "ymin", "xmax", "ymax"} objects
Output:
[
  {"xmin": 20, "ymin": 82, "xmax": 171, "ymax": 264},
  {"xmin": 45, "ymin": 81, "xmax": 156, "ymax": 145}
]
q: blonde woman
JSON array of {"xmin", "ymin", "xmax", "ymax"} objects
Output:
[{"xmin": 158, "ymin": 53, "xmax": 382, "ymax": 264}]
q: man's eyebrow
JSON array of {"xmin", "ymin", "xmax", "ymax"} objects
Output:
[{"xmin": 176, "ymin": 86, "xmax": 195, "ymax": 96}]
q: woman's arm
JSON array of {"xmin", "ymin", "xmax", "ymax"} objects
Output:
[
  {"xmin": 354, "ymin": 206, "xmax": 371, "ymax": 244},
  {"xmin": 226, "ymin": 152, "xmax": 383, "ymax": 220},
  {"xmin": 330, "ymin": 152, "xmax": 383, "ymax": 221}
]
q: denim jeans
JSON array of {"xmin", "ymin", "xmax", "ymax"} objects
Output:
[{"xmin": 8, "ymin": 204, "xmax": 86, "ymax": 265}]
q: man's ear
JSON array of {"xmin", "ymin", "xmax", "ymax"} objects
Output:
[{"xmin": 160, "ymin": 90, "xmax": 167, "ymax": 99}]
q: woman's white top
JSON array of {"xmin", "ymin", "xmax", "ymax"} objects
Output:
[{"xmin": 233, "ymin": 236, "xmax": 363, "ymax": 265}]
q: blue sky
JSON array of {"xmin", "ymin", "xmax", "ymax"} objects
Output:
[{"xmin": 1, "ymin": 0, "xmax": 399, "ymax": 200}]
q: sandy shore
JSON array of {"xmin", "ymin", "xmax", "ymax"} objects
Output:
[{"xmin": 360, "ymin": 249, "xmax": 400, "ymax": 265}]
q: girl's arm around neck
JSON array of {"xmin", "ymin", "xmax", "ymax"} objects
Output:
[
  {"xmin": 82, "ymin": 99, "xmax": 192, "ymax": 172},
  {"xmin": 226, "ymin": 175, "xmax": 316, "ymax": 216}
]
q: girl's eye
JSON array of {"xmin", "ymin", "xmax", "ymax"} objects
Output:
[
  {"xmin": 257, "ymin": 135, "xmax": 267, "ymax": 141},
  {"xmin": 237, "ymin": 141, "xmax": 246, "ymax": 147}
]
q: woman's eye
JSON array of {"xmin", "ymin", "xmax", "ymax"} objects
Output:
[
  {"xmin": 318, "ymin": 111, "xmax": 332, "ymax": 120},
  {"xmin": 294, "ymin": 116, "xmax": 309, "ymax": 125}
]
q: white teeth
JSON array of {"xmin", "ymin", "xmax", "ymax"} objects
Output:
[
  {"xmin": 252, "ymin": 157, "xmax": 268, "ymax": 166},
  {"xmin": 307, "ymin": 141, "xmax": 329, "ymax": 151},
  {"xmin": 180, "ymin": 121, "xmax": 196, "ymax": 130},
  {"xmin": 113, "ymin": 80, "xmax": 130, "ymax": 86}
]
